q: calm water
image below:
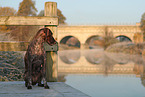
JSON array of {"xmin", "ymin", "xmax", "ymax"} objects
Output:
[
  {"xmin": 65, "ymin": 74, "xmax": 145, "ymax": 97},
  {"xmin": 58, "ymin": 49, "xmax": 145, "ymax": 97}
]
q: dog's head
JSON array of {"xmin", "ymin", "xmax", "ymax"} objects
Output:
[{"xmin": 37, "ymin": 28, "xmax": 56, "ymax": 45}]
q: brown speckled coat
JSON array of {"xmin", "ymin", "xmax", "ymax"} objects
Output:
[{"xmin": 24, "ymin": 28, "xmax": 56, "ymax": 89}]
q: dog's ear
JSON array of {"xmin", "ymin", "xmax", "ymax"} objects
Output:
[{"xmin": 39, "ymin": 29, "xmax": 46, "ymax": 39}]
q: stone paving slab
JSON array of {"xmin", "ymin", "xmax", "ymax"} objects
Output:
[{"xmin": 0, "ymin": 81, "xmax": 90, "ymax": 97}]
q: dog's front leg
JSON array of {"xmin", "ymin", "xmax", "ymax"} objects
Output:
[
  {"xmin": 27, "ymin": 59, "xmax": 32, "ymax": 89},
  {"xmin": 42, "ymin": 56, "xmax": 49, "ymax": 89}
]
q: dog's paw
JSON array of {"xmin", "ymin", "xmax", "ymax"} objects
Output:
[
  {"xmin": 38, "ymin": 83, "xmax": 44, "ymax": 87},
  {"xmin": 25, "ymin": 83, "xmax": 28, "ymax": 87},
  {"xmin": 27, "ymin": 85, "xmax": 32, "ymax": 89},
  {"xmin": 44, "ymin": 85, "xmax": 50, "ymax": 89}
]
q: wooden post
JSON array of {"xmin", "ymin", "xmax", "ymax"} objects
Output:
[
  {"xmin": 44, "ymin": 2, "xmax": 58, "ymax": 82},
  {"xmin": 45, "ymin": 2, "xmax": 57, "ymax": 17}
]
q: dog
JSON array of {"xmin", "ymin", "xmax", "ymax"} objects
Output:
[{"xmin": 24, "ymin": 28, "xmax": 56, "ymax": 89}]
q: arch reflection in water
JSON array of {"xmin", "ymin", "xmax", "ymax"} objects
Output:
[
  {"xmin": 58, "ymin": 49, "xmax": 145, "ymax": 74},
  {"xmin": 84, "ymin": 49, "xmax": 103, "ymax": 64},
  {"xmin": 58, "ymin": 50, "xmax": 80, "ymax": 64}
]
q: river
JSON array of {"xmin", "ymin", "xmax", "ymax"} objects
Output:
[{"xmin": 58, "ymin": 49, "xmax": 145, "ymax": 97}]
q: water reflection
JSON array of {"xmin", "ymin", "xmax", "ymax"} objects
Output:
[
  {"xmin": 85, "ymin": 49, "xmax": 103, "ymax": 64},
  {"xmin": 58, "ymin": 49, "xmax": 145, "ymax": 97},
  {"xmin": 59, "ymin": 50, "xmax": 80, "ymax": 64},
  {"xmin": 58, "ymin": 49, "xmax": 145, "ymax": 87}
]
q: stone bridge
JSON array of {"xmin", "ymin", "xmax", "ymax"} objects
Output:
[{"xmin": 57, "ymin": 24, "xmax": 142, "ymax": 49}]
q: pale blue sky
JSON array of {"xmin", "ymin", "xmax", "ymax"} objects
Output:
[{"xmin": 0, "ymin": 0, "xmax": 145, "ymax": 25}]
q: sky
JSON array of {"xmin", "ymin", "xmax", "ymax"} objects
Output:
[{"xmin": 0, "ymin": 0, "xmax": 145, "ymax": 25}]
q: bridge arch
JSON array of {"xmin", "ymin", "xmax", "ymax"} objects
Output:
[
  {"xmin": 115, "ymin": 35, "xmax": 132, "ymax": 42},
  {"xmin": 85, "ymin": 35, "xmax": 103, "ymax": 49},
  {"xmin": 60, "ymin": 35, "xmax": 81, "ymax": 48}
]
